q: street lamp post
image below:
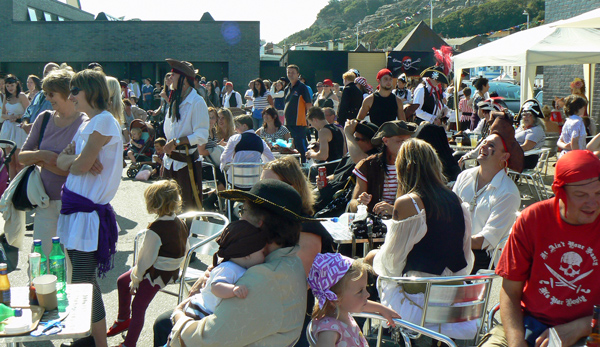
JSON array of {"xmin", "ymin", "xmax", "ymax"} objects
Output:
[
  {"xmin": 356, "ymin": 21, "xmax": 360, "ymax": 49},
  {"xmin": 523, "ymin": 10, "xmax": 530, "ymax": 29},
  {"xmin": 430, "ymin": 0, "xmax": 434, "ymax": 30}
]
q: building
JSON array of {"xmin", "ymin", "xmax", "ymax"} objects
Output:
[
  {"xmin": 444, "ymin": 35, "xmax": 489, "ymax": 53},
  {"xmin": 0, "ymin": 0, "xmax": 259, "ymax": 89},
  {"xmin": 544, "ymin": 1, "xmax": 600, "ymax": 118}
]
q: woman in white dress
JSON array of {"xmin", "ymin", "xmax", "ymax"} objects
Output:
[
  {"xmin": 57, "ymin": 69, "xmax": 123, "ymax": 347},
  {"xmin": 367, "ymin": 138, "xmax": 475, "ymax": 339},
  {"xmin": 1, "ymin": 74, "xmax": 30, "ymax": 179}
]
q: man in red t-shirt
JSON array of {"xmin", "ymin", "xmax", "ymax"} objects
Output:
[{"xmin": 483, "ymin": 150, "xmax": 600, "ymax": 347}]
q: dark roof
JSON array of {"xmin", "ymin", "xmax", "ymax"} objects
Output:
[
  {"xmin": 200, "ymin": 12, "xmax": 215, "ymax": 21},
  {"xmin": 354, "ymin": 44, "xmax": 368, "ymax": 52},
  {"xmin": 393, "ymin": 21, "xmax": 448, "ymax": 51}
]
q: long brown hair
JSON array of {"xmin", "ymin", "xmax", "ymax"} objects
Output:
[
  {"xmin": 263, "ymin": 156, "xmax": 315, "ymax": 216},
  {"xmin": 217, "ymin": 108, "xmax": 235, "ymax": 141},
  {"xmin": 396, "ymin": 139, "xmax": 455, "ymax": 221}
]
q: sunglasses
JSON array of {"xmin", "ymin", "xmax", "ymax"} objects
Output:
[{"xmin": 70, "ymin": 86, "xmax": 81, "ymax": 96}]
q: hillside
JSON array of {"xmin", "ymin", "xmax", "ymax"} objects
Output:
[{"xmin": 281, "ymin": 0, "xmax": 545, "ymax": 50}]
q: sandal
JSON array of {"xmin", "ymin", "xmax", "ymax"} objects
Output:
[{"xmin": 106, "ymin": 318, "xmax": 131, "ymax": 337}]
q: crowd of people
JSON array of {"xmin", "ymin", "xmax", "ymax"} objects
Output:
[{"xmin": 0, "ymin": 59, "xmax": 599, "ymax": 347}]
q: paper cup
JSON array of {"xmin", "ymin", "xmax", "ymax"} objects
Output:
[
  {"xmin": 34, "ymin": 274, "xmax": 58, "ymax": 310},
  {"xmin": 33, "ymin": 274, "xmax": 57, "ymax": 295}
]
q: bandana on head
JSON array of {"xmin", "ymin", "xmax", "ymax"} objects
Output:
[
  {"xmin": 376, "ymin": 69, "xmax": 392, "ymax": 81},
  {"xmin": 307, "ymin": 253, "xmax": 353, "ymax": 309},
  {"xmin": 552, "ymin": 150, "xmax": 600, "ymax": 220}
]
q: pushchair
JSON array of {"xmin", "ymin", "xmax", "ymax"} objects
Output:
[
  {"xmin": 0, "ymin": 140, "xmax": 16, "ymax": 197},
  {"xmin": 125, "ymin": 119, "xmax": 156, "ymax": 178}
]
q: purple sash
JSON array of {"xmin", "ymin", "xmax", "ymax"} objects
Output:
[{"xmin": 60, "ymin": 186, "xmax": 118, "ymax": 278}]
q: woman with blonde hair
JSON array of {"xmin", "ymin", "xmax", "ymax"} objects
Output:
[
  {"xmin": 263, "ymin": 156, "xmax": 315, "ymax": 215},
  {"xmin": 368, "ymin": 138, "xmax": 474, "ymax": 339},
  {"xmin": 216, "ymin": 107, "xmax": 235, "ymax": 145}
]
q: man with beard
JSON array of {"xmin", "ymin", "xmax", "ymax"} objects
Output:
[{"xmin": 356, "ymin": 68, "xmax": 405, "ymax": 127}]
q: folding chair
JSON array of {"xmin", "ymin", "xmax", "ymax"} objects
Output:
[
  {"xmin": 309, "ymin": 158, "xmax": 343, "ymax": 180},
  {"xmin": 223, "ymin": 162, "xmax": 264, "ymax": 220},
  {"xmin": 306, "ymin": 313, "xmax": 458, "ymax": 347},
  {"xmin": 376, "ymin": 273, "xmax": 499, "ymax": 346},
  {"xmin": 509, "ymin": 148, "xmax": 550, "ymax": 201},
  {"xmin": 133, "ymin": 211, "xmax": 229, "ymax": 303}
]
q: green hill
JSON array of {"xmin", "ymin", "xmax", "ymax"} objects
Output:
[{"xmin": 280, "ymin": 0, "xmax": 545, "ymax": 50}]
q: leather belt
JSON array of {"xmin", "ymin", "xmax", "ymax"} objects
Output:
[{"xmin": 167, "ymin": 146, "xmax": 199, "ymax": 162}]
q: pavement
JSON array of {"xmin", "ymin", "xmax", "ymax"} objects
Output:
[{"xmin": 4, "ymin": 155, "xmax": 558, "ymax": 347}]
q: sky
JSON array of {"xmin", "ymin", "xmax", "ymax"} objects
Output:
[{"xmin": 76, "ymin": 0, "xmax": 331, "ymax": 43}]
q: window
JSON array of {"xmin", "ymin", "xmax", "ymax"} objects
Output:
[
  {"xmin": 58, "ymin": 16, "xmax": 64, "ymax": 21},
  {"xmin": 43, "ymin": 12, "xmax": 53, "ymax": 21},
  {"xmin": 27, "ymin": 7, "xmax": 38, "ymax": 21}
]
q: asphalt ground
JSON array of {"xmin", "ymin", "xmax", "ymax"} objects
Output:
[{"xmin": 5, "ymin": 155, "xmax": 558, "ymax": 347}]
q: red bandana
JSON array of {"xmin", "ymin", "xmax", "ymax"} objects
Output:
[
  {"xmin": 552, "ymin": 150, "xmax": 600, "ymax": 221},
  {"xmin": 426, "ymin": 78, "xmax": 443, "ymax": 111}
]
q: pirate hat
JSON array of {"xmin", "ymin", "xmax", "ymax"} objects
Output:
[
  {"xmin": 371, "ymin": 120, "xmax": 417, "ymax": 146},
  {"xmin": 354, "ymin": 120, "xmax": 379, "ymax": 139},
  {"xmin": 489, "ymin": 116, "xmax": 524, "ymax": 173},
  {"xmin": 218, "ymin": 179, "xmax": 319, "ymax": 222},
  {"xmin": 519, "ymin": 99, "xmax": 543, "ymax": 119},
  {"xmin": 398, "ymin": 73, "xmax": 408, "ymax": 83},
  {"xmin": 166, "ymin": 58, "xmax": 196, "ymax": 80},
  {"xmin": 420, "ymin": 66, "xmax": 449, "ymax": 85}
]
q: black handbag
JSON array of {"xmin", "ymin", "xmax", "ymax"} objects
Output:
[
  {"xmin": 11, "ymin": 111, "xmax": 51, "ymax": 211},
  {"xmin": 350, "ymin": 213, "xmax": 387, "ymax": 239},
  {"xmin": 0, "ymin": 234, "xmax": 18, "ymax": 273}
]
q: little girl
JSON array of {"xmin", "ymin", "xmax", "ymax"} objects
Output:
[
  {"xmin": 107, "ymin": 180, "xmax": 189, "ymax": 347},
  {"xmin": 308, "ymin": 253, "xmax": 400, "ymax": 346}
]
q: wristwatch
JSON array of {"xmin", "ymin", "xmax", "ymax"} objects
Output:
[{"xmin": 175, "ymin": 138, "xmax": 181, "ymax": 146}]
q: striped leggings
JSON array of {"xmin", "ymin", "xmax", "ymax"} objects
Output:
[{"xmin": 67, "ymin": 249, "xmax": 106, "ymax": 323}]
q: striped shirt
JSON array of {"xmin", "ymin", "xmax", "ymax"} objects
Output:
[
  {"xmin": 382, "ymin": 165, "xmax": 397, "ymax": 205},
  {"xmin": 458, "ymin": 97, "xmax": 474, "ymax": 122},
  {"xmin": 252, "ymin": 91, "xmax": 271, "ymax": 111}
]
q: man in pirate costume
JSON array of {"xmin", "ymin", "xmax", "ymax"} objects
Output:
[
  {"xmin": 413, "ymin": 66, "xmax": 449, "ymax": 125},
  {"xmin": 481, "ymin": 150, "xmax": 600, "ymax": 347},
  {"xmin": 452, "ymin": 116, "xmax": 522, "ymax": 274},
  {"xmin": 162, "ymin": 58, "xmax": 210, "ymax": 211}
]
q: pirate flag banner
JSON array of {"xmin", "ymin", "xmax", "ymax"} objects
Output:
[{"xmin": 386, "ymin": 51, "xmax": 435, "ymax": 78}]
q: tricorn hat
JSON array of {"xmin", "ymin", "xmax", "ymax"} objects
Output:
[
  {"xmin": 355, "ymin": 120, "xmax": 379, "ymax": 139},
  {"xmin": 489, "ymin": 117, "xmax": 524, "ymax": 173},
  {"xmin": 420, "ymin": 66, "xmax": 449, "ymax": 85},
  {"xmin": 218, "ymin": 179, "xmax": 318, "ymax": 222},
  {"xmin": 165, "ymin": 58, "xmax": 196, "ymax": 80},
  {"xmin": 519, "ymin": 99, "xmax": 543, "ymax": 119},
  {"xmin": 371, "ymin": 120, "xmax": 417, "ymax": 146}
]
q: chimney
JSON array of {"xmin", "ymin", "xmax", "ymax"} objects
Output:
[
  {"xmin": 338, "ymin": 42, "xmax": 344, "ymax": 51},
  {"xmin": 328, "ymin": 41, "xmax": 334, "ymax": 50}
]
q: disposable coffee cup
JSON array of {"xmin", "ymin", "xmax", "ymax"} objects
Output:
[{"xmin": 33, "ymin": 274, "xmax": 58, "ymax": 310}]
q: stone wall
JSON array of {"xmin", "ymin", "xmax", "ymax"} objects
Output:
[{"xmin": 544, "ymin": 0, "xmax": 600, "ymax": 119}]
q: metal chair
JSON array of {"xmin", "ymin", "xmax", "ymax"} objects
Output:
[
  {"xmin": 133, "ymin": 211, "xmax": 229, "ymax": 303},
  {"xmin": 308, "ymin": 158, "xmax": 343, "ymax": 182},
  {"xmin": 201, "ymin": 161, "xmax": 223, "ymax": 212},
  {"xmin": 223, "ymin": 162, "xmax": 264, "ymax": 220},
  {"xmin": 376, "ymin": 273, "xmax": 498, "ymax": 345},
  {"xmin": 485, "ymin": 235, "xmax": 510, "ymax": 271},
  {"xmin": 306, "ymin": 313, "xmax": 458, "ymax": 347},
  {"xmin": 509, "ymin": 148, "xmax": 551, "ymax": 201}
]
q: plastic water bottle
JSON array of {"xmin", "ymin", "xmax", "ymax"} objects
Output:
[
  {"xmin": 0, "ymin": 303, "xmax": 21, "ymax": 321},
  {"xmin": 33, "ymin": 240, "xmax": 48, "ymax": 275},
  {"xmin": 48, "ymin": 237, "xmax": 66, "ymax": 298}
]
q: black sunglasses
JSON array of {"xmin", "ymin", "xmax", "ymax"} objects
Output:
[{"xmin": 70, "ymin": 86, "xmax": 81, "ymax": 96}]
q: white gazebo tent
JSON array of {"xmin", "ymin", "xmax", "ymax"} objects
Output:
[{"xmin": 453, "ymin": 15, "xmax": 600, "ymax": 116}]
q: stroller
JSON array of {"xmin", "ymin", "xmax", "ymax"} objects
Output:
[{"xmin": 125, "ymin": 119, "xmax": 156, "ymax": 178}]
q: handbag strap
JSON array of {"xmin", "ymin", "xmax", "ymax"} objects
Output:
[{"xmin": 38, "ymin": 111, "xmax": 52, "ymax": 147}]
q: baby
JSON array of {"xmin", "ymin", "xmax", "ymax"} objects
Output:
[
  {"xmin": 127, "ymin": 127, "xmax": 145, "ymax": 163},
  {"xmin": 182, "ymin": 219, "xmax": 267, "ymax": 320}
]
